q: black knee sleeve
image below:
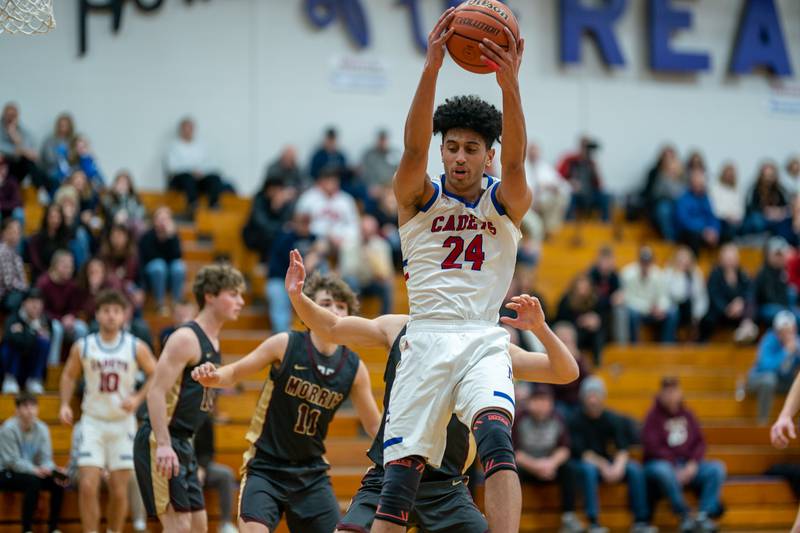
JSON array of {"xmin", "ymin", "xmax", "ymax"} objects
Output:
[
  {"xmin": 374, "ymin": 456, "xmax": 425, "ymax": 526},
  {"xmin": 472, "ymin": 409, "xmax": 516, "ymax": 478}
]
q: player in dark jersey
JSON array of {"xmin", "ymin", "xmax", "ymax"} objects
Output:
[
  {"xmin": 191, "ymin": 272, "xmax": 381, "ymax": 533},
  {"xmin": 133, "ymin": 264, "xmax": 245, "ymax": 533},
  {"xmin": 284, "ymin": 249, "xmax": 579, "ymax": 532}
]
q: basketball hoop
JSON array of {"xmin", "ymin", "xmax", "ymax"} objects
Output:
[{"xmin": 0, "ymin": 0, "xmax": 55, "ymax": 35}]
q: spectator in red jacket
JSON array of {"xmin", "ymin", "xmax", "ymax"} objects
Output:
[
  {"xmin": 642, "ymin": 377, "xmax": 726, "ymax": 532},
  {"xmin": 558, "ymin": 136, "xmax": 611, "ymax": 222}
]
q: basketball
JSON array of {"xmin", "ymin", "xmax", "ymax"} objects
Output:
[{"xmin": 446, "ymin": 0, "xmax": 520, "ymax": 74}]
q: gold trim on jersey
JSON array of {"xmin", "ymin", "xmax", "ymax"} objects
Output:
[
  {"xmin": 164, "ymin": 378, "xmax": 182, "ymax": 421},
  {"xmin": 244, "ymin": 378, "xmax": 275, "ymax": 444},
  {"xmin": 149, "ymin": 431, "xmax": 170, "ymax": 515}
]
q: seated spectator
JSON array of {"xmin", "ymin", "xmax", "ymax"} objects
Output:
[
  {"xmin": 648, "ymin": 148, "xmax": 685, "ymax": 241},
  {"xmin": 158, "ymin": 299, "xmax": 197, "ymax": 350},
  {"xmin": 265, "ymin": 146, "xmax": 307, "ymax": 189},
  {"xmin": 675, "ymin": 169, "xmax": 720, "ymax": 253},
  {"xmin": 556, "ymin": 274, "xmax": 605, "ymax": 366},
  {"xmin": 588, "ymin": 246, "xmax": 627, "ymax": 343},
  {"xmin": 743, "ymin": 162, "xmax": 793, "ymax": 240},
  {"xmin": 642, "ymin": 377, "xmax": 726, "ymax": 532},
  {"xmin": 0, "ymin": 153, "xmax": 24, "ymax": 225},
  {"xmin": 296, "ymin": 165, "xmax": 360, "ymax": 273},
  {"xmin": 361, "ymin": 129, "xmax": 399, "ymax": 196},
  {"xmin": 0, "ymin": 103, "xmax": 52, "ymax": 193},
  {"xmin": 165, "ymin": 117, "xmax": 224, "ymax": 213},
  {"xmin": 64, "ymin": 134, "xmax": 105, "ymax": 189},
  {"xmin": 559, "ymin": 136, "xmax": 611, "ymax": 222},
  {"xmin": 366, "ymin": 184, "xmax": 401, "ymax": 265},
  {"xmin": 0, "ymin": 219, "xmax": 28, "ymax": 313},
  {"xmin": 66, "ymin": 169, "xmax": 100, "ymax": 225},
  {"xmin": 514, "ymin": 383, "xmax": 582, "ymax": 533},
  {"xmin": 75, "ymin": 257, "xmax": 152, "ymax": 346},
  {"xmin": 685, "ymin": 150, "xmax": 706, "ymax": 174},
  {"xmin": 36, "ymin": 250, "xmax": 89, "ymax": 364},
  {"xmin": 782, "ymin": 156, "xmax": 800, "ymax": 200},
  {"xmin": 526, "ymin": 142, "xmax": 570, "ymax": 237},
  {"xmin": 343, "ymin": 215, "xmax": 394, "ymax": 315},
  {"xmin": 753, "ymin": 236, "xmax": 800, "ymax": 326},
  {"xmin": 569, "ymin": 377, "xmax": 655, "ymax": 533},
  {"xmin": 265, "ymin": 213, "xmax": 327, "ymax": 332},
  {"xmin": 746, "ymin": 310, "xmax": 800, "ymax": 424},
  {"xmin": 709, "ymin": 163, "xmax": 744, "ymax": 242},
  {"xmin": 139, "ymin": 207, "xmax": 186, "ymax": 314},
  {"xmin": 98, "ymin": 224, "xmax": 145, "ymax": 311},
  {"xmin": 621, "ymin": 246, "xmax": 678, "ymax": 343},
  {"xmin": 101, "ymin": 170, "xmax": 147, "ymax": 237},
  {"xmin": 40, "ymin": 113, "xmax": 75, "ymax": 185},
  {"xmin": 24, "ymin": 204, "xmax": 71, "ymax": 281},
  {"xmin": 53, "ymin": 185, "xmax": 91, "ymax": 269},
  {"xmin": 309, "ymin": 127, "xmax": 347, "ymax": 180},
  {"xmin": 1, "ymin": 289, "xmax": 51, "ymax": 394},
  {"xmin": 701, "ymin": 244, "xmax": 758, "ymax": 343},
  {"xmin": 552, "ymin": 322, "xmax": 591, "ymax": 418},
  {"xmin": 641, "ymin": 146, "xmax": 677, "ymax": 215},
  {"xmin": 242, "ymin": 176, "xmax": 296, "ymax": 261},
  {"xmin": 195, "ymin": 413, "xmax": 238, "ymax": 533},
  {"xmin": 663, "ymin": 246, "xmax": 708, "ymax": 341},
  {"xmin": 0, "ymin": 393, "xmax": 66, "ymax": 533}
]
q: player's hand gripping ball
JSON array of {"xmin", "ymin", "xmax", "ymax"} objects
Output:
[{"xmin": 446, "ymin": 0, "xmax": 519, "ymax": 74}]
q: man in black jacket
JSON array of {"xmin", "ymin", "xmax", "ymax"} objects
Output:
[
  {"xmin": 700, "ymin": 244, "xmax": 758, "ymax": 343},
  {"xmin": 754, "ymin": 237, "xmax": 800, "ymax": 326},
  {"xmin": 1, "ymin": 289, "xmax": 51, "ymax": 394}
]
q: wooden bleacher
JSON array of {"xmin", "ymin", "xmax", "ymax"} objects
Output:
[{"xmin": 1, "ymin": 190, "xmax": 796, "ymax": 532}]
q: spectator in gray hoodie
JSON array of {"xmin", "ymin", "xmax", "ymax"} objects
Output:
[{"xmin": 0, "ymin": 393, "xmax": 66, "ymax": 532}]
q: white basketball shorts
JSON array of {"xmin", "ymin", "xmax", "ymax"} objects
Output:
[{"xmin": 77, "ymin": 414, "xmax": 137, "ymax": 471}]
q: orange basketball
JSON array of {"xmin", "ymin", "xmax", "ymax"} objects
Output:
[{"xmin": 446, "ymin": 0, "xmax": 520, "ymax": 74}]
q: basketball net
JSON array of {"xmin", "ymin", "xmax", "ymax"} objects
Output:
[{"xmin": 0, "ymin": 0, "xmax": 55, "ymax": 35}]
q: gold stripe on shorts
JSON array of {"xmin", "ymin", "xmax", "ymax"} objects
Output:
[
  {"xmin": 237, "ymin": 445, "xmax": 257, "ymax": 517},
  {"xmin": 149, "ymin": 431, "xmax": 170, "ymax": 515}
]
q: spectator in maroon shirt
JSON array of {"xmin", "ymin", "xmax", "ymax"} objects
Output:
[
  {"xmin": 24, "ymin": 204, "xmax": 70, "ymax": 282},
  {"xmin": 642, "ymin": 377, "xmax": 726, "ymax": 532},
  {"xmin": 99, "ymin": 224, "xmax": 145, "ymax": 312},
  {"xmin": 34, "ymin": 250, "xmax": 88, "ymax": 364}
]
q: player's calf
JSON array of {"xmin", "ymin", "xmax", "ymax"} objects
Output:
[
  {"xmin": 373, "ymin": 456, "xmax": 425, "ymax": 530},
  {"xmin": 472, "ymin": 409, "xmax": 516, "ymax": 477}
]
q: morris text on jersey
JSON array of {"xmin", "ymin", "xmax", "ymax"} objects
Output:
[{"xmin": 285, "ymin": 376, "xmax": 345, "ymax": 410}]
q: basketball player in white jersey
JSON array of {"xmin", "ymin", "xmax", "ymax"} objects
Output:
[
  {"xmin": 374, "ymin": 8, "xmax": 530, "ymax": 533},
  {"xmin": 59, "ymin": 290, "xmax": 157, "ymax": 533}
]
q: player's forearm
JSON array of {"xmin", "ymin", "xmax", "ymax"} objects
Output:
[
  {"xmin": 551, "ymin": 447, "xmax": 570, "ymax": 467},
  {"xmin": 779, "ymin": 371, "xmax": 800, "ymax": 418},
  {"xmin": 530, "ymin": 323, "xmax": 579, "ymax": 384},
  {"xmin": 499, "ymin": 84, "xmax": 527, "ymax": 184},
  {"xmin": 146, "ymin": 389, "xmax": 171, "ymax": 445},
  {"xmin": 212, "ymin": 365, "xmax": 238, "ymax": 388},
  {"xmin": 59, "ymin": 375, "xmax": 76, "ymax": 408},
  {"xmin": 403, "ymin": 65, "xmax": 438, "ymax": 156},
  {"xmin": 289, "ymin": 291, "xmax": 339, "ymax": 342}
]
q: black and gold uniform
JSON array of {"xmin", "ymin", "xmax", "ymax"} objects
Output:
[
  {"xmin": 238, "ymin": 330, "xmax": 360, "ymax": 532},
  {"xmin": 133, "ymin": 322, "xmax": 220, "ymax": 517}
]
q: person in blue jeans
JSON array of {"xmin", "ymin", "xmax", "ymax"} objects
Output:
[
  {"xmin": 139, "ymin": 207, "xmax": 186, "ymax": 314},
  {"xmin": 642, "ymin": 377, "xmax": 726, "ymax": 532},
  {"xmin": 0, "ymin": 289, "xmax": 51, "ymax": 395},
  {"xmin": 568, "ymin": 377, "xmax": 656, "ymax": 533}
]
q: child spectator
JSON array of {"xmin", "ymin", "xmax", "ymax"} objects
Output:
[{"xmin": 1, "ymin": 289, "xmax": 51, "ymax": 394}]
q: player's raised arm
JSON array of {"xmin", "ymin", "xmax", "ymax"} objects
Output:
[
  {"xmin": 350, "ymin": 361, "xmax": 381, "ymax": 438},
  {"xmin": 480, "ymin": 30, "xmax": 531, "ymax": 224},
  {"xmin": 771, "ymin": 370, "xmax": 800, "ymax": 448},
  {"xmin": 285, "ymin": 249, "xmax": 400, "ymax": 348},
  {"xmin": 394, "ymin": 8, "xmax": 455, "ymax": 218},
  {"xmin": 58, "ymin": 343, "xmax": 83, "ymax": 426},
  {"xmin": 125, "ymin": 340, "xmax": 158, "ymax": 414},
  {"xmin": 192, "ymin": 333, "xmax": 288, "ymax": 389},
  {"xmin": 502, "ymin": 295, "xmax": 579, "ymax": 384}
]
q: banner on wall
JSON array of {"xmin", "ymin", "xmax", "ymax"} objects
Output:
[
  {"xmin": 767, "ymin": 82, "xmax": 800, "ymax": 117},
  {"xmin": 329, "ymin": 55, "xmax": 389, "ymax": 93}
]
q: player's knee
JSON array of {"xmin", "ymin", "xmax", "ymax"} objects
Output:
[
  {"xmin": 375, "ymin": 455, "xmax": 425, "ymax": 527},
  {"xmin": 472, "ymin": 409, "xmax": 516, "ymax": 478},
  {"xmin": 78, "ymin": 474, "xmax": 100, "ymax": 497},
  {"xmin": 238, "ymin": 519, "xmax": 269, "ymax": 533}
]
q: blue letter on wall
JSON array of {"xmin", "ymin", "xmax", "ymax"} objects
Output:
[
  {"xmin": 560, "ymin": 0, "xmax": 627, "ymax": 66},
  {"xmin": 731, "ymin": 0, "xmax": 792, "ymax": 76},
  {"xmin": 648, "ymin": 0, "xmax": 710, "ymax": 72}
]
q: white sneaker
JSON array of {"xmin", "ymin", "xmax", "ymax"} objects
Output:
[
  {"xmin": 25, "ymin": 379, "xmax": 44, "ymax": 395},
  {"xmin": 2, "ymin": 375, "xmax": 20, "ymax": 394},
  {"xmin": 218, "ymin": 523, "xmax": 238, "ymax": 533},
  {"xmin": 734, "ymin": 319, "xmax": 759, "ymax": 344},
  {"xmin": 132, "ymin": 518, "xmax": 147, "ymax": 532}
]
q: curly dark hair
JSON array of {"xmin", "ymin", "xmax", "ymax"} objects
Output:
[{"xmin": 433, "ymin": 95, "xmax": 502, "ymax": 148}]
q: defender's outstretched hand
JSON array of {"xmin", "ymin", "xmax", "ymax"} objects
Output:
[
  {"xmin": 426, "ymin": 7, "xmax": 456, "ymax": 70},
  {"xmin": 501, "ymin": 294, "xmax": 545, "ymax": 331},
  {"xmin": 191, "ymin": 362, "xmax": 222, "ymax": 388},
  {"xmin": 771, "ymin": 414, "xmax": 797, "ymax": 449},
  {"xmin": 285, "ymin": 249, "xmax": 306, "ymax": 298},
  {"xmin": 479, "ymin": 28, "xmax": 525, "ymax": 89}
]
